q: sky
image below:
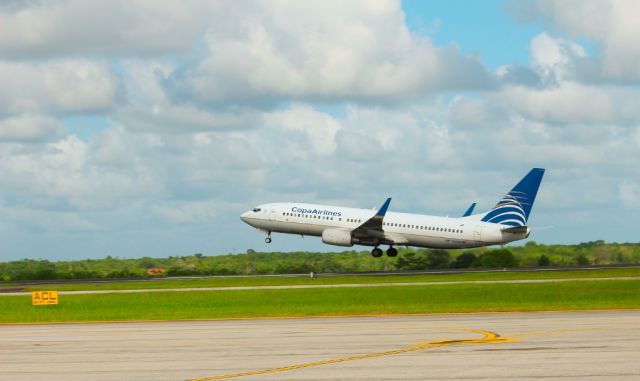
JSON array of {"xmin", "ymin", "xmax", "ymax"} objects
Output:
[{"xmin": 1, "ymin": 0, "xmax": 639, "ymax": 261}]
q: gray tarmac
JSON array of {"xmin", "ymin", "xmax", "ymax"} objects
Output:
[{"xmin": 1, "ymin": 310, "xmax": 639, "ymax": 381}]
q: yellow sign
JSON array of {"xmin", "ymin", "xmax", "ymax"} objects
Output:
[{"xmin": 32, "ymin": 291, "xmax": 59, "ymax": 305}]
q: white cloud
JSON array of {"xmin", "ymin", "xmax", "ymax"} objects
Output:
[
  {"xmin": 511, "ymin": 0, "xmax": 640, "ymax": 82},
  {"xmin": 0, "ymin": 60, "xmax": 120, "ymax": 114},
  {"xmin": 114, "ymin": 104, "xmax": 260, "ymax": 133},
  {"xmin": 150, "ymin": 200, "xmax": 218, "ymax": 225},
  {"xmin": 0, "ymin": 0, "xmax": 215, "ymax": 58},
  {"xmin": 0, "ymin": 135, "xmax": 158, "ymax": 211},
  {"xmin": 619, "ymin": 180, "xmax": 640, "ymax": 207},
  {"xmin": 164, "ymin": 0, "xmax": 494, "ymax": 105},
  {"xmin": 529, "ymin": 32, "xmax": 586, "ymax": 82},
  {"xmin": 0, "ymin": 114, "xmax": 66, "ymax": 142},
  {"xmin": 264, "ymin": 104, "xmax": 340, "ymax": 156},
  {"xmin": 500, "ymin": 82, "xmax": 640, "ymax": 125}
]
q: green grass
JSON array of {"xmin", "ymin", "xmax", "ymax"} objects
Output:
[
  {"xmin": 1, "ymin": 280, "xmax": 639, "ymax": 323},
  {"xmin": 11, "ymin": 267, "xmax": 640, "ymax": 292}
]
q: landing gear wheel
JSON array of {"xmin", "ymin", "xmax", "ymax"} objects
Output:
[
  {"xmin": 386, "ymin": 247, "xmax": 398, "ymax": 257},
  {"xmin": 371, "ymin": 247, "xmax": 383, "ymax": 257},
  {"xmin": 265, "ymin": 236, "xmax": 272, "ymax": 244}
]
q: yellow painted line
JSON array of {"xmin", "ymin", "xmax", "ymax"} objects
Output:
[
  {"xmin": 1, "ymin": 308, "xmax": 638, "ymax": 326},
  {"xmin": 188, "ymin": 329, "xmax": 520, "ymax": 381}
]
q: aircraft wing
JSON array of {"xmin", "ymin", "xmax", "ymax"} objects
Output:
[
  {"xmin": 351, "ymin": 197, "xmax": 391, "ymax": 236},
  {"xmin": 351, "ymin": 198, "xmax": 409, "ymax": 245}
]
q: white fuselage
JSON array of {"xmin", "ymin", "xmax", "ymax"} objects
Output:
[{"xmin": 241, "ymin": 202, "xmax": 527, "ymax": 249}]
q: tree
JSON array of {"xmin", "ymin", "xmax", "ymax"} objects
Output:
[
  {"xmin": 537, "ymin": 254, "xmax": 550, "ymax": 266},
  {"xmin": 426, "ymin": 250, "xmax": 451, "ymax": 269},
  {"xmin": 396, "ymin": 252, "xmax": 429, "ymax": 270},
  {"xmin": 451, "ymin": 252, "xmax": 477, "ymax": 268},
  {"xmin": 575, "ymin": 254, "xmax": 590, "ymax": 265},
  {"xmin": 477, "ymin": 249, "xmax": 516, "ymax": 268}
]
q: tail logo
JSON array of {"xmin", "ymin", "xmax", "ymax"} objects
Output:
[
  {"xmin": 481, "ymin": 191, "xmax": 528, "ymax": 227},
  {"xmin": 480, "ymin": 168, "xmax": 545, "ymax": 227}
]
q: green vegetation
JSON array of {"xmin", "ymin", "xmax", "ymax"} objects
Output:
[
  {"xmin": 1, "ymin": 241, "xmax": 640, "ymax": 282},
  {"xmin": 21, "ymin": 268, "xmax": 640, "ymax": 292},
  {"xmin": 1, "ymin": 280, "xmax": 638, "ymax": 323}
]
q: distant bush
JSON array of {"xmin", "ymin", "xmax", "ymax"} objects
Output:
[
  {"xmin": 451, "ymin": 252, "xmax": 477, "ymax": 268},
  {"xmin": 2, "ymin": 242, "xmax": 639, "ymax": 281},
  {"xmin": 538, "ymin": 255, "xmax": 550, "ymax": 266},
  {"xmin": 575, "ymin": 254, "xmax": 590, "ymax": 265},
  {"xmin": 426, "ymin": 250, "xmax": 451, "ymax": 269},
  {"xmin": 396, "ymin": 252, "xmax": 428, "ymax": 270},
  {"xmin": 475, "ymin": 249, "xmax": 516, "ymax": 268}
]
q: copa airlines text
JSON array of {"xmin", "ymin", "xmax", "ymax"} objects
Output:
[{"xmin": 241, "ymin": 168, "xmax": 545, "ymax": 257}]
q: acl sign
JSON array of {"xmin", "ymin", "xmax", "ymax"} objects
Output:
[{"xmin": 32, "ymin": 291, "xmax": 59, "ymax": 305}]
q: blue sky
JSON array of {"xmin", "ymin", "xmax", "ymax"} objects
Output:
[
  {"xmin": 1, "ymin": 0, "xmax": 639, "ymax": 261},
  {"xmin": 403, "ymin": 0, "xmax": 541, "ymax": 68}
]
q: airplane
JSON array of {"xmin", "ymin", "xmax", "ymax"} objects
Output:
[{"xmin": 240, "ymin": 168, "xmax": 545, "ymax": 257}]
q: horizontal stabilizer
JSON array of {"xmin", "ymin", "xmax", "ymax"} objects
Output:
[{"xmin": 501, "ymin": 225, "xmax": 528, "ymax": 234}]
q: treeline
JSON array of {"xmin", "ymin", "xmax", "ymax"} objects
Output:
[{"xmin": 1, "ymin": 241, "xmax": 640, "ymax": 281}]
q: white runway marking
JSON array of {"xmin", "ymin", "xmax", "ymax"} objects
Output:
[{"xmin": 1, "ymin": 276, "xmax": 638, "ymax": 296}]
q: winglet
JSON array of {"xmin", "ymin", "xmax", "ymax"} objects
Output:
[
  {"xmin": 376, "ymin": 198, "xmax": 392, "ymax": 217},
  {"xmin": 462, "ymin": 202, "xmax": 476, "ymax": 217}
]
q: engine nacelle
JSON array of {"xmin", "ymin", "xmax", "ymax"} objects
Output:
[{"xmin": 321, "ymin": 228, "xmax": 353, "ymax": 247}]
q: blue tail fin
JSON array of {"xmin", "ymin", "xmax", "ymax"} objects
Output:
[
  {"xmin": 480, "ymin": 168, "xmax": 545, "ymax": 226},
  {"xmin": 462, "ymin": 202, "xmax": 476, "ymax": 217}
]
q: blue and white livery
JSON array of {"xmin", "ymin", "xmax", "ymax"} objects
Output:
[{"xmin": 241, "ymin": 168, "xmax": 545, "ymax": 257}]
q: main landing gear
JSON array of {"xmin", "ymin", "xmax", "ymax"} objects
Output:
[
  {"xmin": 370, "ymin": 246, "xmax": 398, "ymax": 257},
  {"xmin": 371, "ymin": 247, "xmax": 383, "ymax": 257},
  {"xmin": 265, "ymin": 232, "xmax": 272, "ymax": 244}
]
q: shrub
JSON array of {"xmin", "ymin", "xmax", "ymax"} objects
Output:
[
  {"xmin": 451, "ymin": 252, "xmax": 477, "ymax": 268},
  {"xmin": 476, "ymin": 249, "xmax": 516, "ymax": 268}
]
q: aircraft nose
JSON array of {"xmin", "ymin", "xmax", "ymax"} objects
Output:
[{"xmin": 240, "ymin": 211, "xmax": 250, "ymax": 223}]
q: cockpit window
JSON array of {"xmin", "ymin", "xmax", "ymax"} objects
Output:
[{"xmin": 252, "ymin": 207, "xmax": 261, "ymax": 212}]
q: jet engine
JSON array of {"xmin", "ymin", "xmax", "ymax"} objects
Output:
[{"xmin": 321, "ymin": 228, "xmax": 353, "ymax": 247}]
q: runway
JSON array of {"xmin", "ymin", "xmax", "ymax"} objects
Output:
[
  {"xmin": 3, "ymin": 277, "xmax": 639, "ymax": 296},
  {"xmin": 1, "ymin": 310, "xmax": 639, "ymax": 380}
]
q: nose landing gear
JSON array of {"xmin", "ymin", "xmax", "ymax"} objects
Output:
[{"xmin": 265, "ymin": 232, "xmax": 272, "ymax": 244}]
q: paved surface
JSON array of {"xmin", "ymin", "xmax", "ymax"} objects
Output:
[
  {"xmin": 1, "ymin": 310, "xmax": 639, "ymax": 380},
  {"xmin": 2, "ymin": 277, "xmax": 639, "ymax": 296}
]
